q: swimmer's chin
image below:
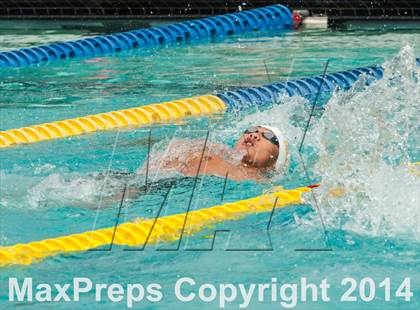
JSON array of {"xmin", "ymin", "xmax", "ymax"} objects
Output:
[
  {"xmin": 229, "ymin": 148, "xmax": 248, "ymax": 164},
  {"xmin": 234, "ymin": 144, "xmax": 253, "ymax": 157}
]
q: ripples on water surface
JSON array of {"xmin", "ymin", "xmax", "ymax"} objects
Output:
[{"xmin": 0, "ymin": 25, "xmax": 419, "ymax": 309}]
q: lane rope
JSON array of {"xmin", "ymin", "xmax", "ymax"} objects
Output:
[
  {"xmin": 0, "ymin": 95, "xmax": 226, "ymax": 148},
  {"xmin": 0, "ymin": 5, "xmax": 292, "ymax": 68},
  {"xmin": 0, "ymin": 186, "xmax": 311, "ymax": 266},
  {"xmin": 1, "ymin": 59, "xmax": 418, "ymax": 148}
]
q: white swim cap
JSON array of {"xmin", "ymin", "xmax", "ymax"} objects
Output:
[{"xmin": 259, "ymin": 125, "xmax": 288, "ymax": 170}]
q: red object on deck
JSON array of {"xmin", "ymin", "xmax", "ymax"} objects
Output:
[{"xmin": 292, "ymin": 11, "xmax": 303, "ymax": 29}]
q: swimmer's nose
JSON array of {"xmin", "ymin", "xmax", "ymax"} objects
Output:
[{"xmin": 244, "ymin": 132, "xmax": 261, "ymax": 143}]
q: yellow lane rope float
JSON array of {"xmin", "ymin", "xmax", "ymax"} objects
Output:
[
  {"xmin": 0, "ymin": 95, "xmax": 226, "ymax": 148},
  {"xmin": 0, "ymin": 186, "xmax": 311, "ymax": 267}
]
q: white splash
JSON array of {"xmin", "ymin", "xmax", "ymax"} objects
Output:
[
  {"xmin": 308, "ymin": 45, "xmax": 420, "ymax": 240},
  {"xmin": 27, "ymin": 172, "xmax": 126, "ymax": 209}
]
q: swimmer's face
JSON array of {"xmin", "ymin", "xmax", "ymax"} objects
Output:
[{"xmin": 235, "ymin": 126, "xmax": 279, "ymax": 168}]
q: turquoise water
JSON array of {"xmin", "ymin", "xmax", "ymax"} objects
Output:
[{"xmin": 0, "ymin": 25, "xmax": 419, "ymax": 309}]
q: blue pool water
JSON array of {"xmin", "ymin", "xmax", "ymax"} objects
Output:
[{"xmin": 0, "ymin": 24, "xmax": 419, "ymax": 309}]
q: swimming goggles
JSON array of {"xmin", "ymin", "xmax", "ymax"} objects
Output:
[{"xmin": 244, "ymin": 126, "xmax": 279, "ymax": 146}]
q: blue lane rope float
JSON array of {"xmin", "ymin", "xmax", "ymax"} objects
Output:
[
  {"xmin": 1, "ymin": 59, "xmax": 419, "ymax": 148},
  {"xmin": 218, "ymin": 58, "xmax": 420, "ymax": 110},
  {"xmin": 0, "ymin": 5, "xmax": 292, "ymax": 68},
  {"xmin": 218, "ymin": 64, "xmax": 385, "ymax": 110}
]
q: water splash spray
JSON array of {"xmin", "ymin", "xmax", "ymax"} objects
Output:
[{"xmin": 309, "ymin": 45, "xmax": 419, "ymax": 239}]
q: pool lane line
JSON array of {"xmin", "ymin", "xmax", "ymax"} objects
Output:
[
  {"xmin": 0, "ymin": 95, "xmax": 227, "ymax": 148},
  {"xmin": 0, "ymin": 5, "xmax": 292, "ymax": 68},
  {"xmin": 0, "ymin": 65, "xmax": 388, "ymax": 149},
  {"xmin": 217, "ymin": 58, "xmax": 420, "ymax": 110},
  {"xmin": 0, "ymin": 185, "xmax": 312, "ymax": 267},
  {"xmin": 1, "ymin": 59, "xmax": 419, "ymax": 149}
]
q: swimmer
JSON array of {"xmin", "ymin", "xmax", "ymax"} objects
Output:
[
  {"xmin": 93, "ymin": 125, "xmax": 288, "ymax": 206},
  {"xmin": 155, "ymin": 125, "xmax": 288, "ymax": 182}
]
